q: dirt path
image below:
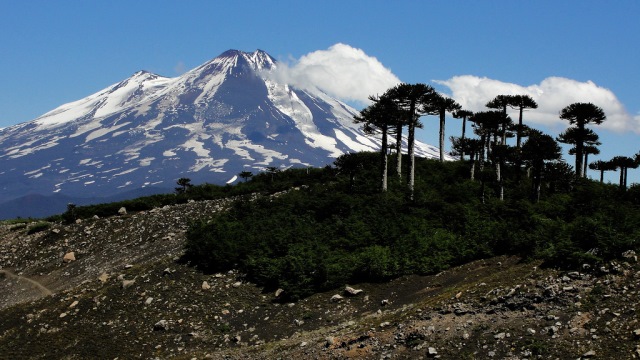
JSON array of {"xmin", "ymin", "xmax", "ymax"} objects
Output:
[{"xmin": 0, "ymin": 269, "xmax": 53, "ymax": 296}]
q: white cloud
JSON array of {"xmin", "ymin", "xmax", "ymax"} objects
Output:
[
  {"xmin": 435, "ymin": 75, "xmax": 640, "ymax": 133},
  {"xmin": 269, "ymin": 43, "xmax": 400, "ymax": 106}
]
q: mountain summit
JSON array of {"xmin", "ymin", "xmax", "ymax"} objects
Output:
[{"xmin": 0, "ymin": 49, "xmax": 440, "ymax": 217}]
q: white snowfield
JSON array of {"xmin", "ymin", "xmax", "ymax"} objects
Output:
[{"xmin": 0, "ymin": 49, "xmax": 445, "ymax": 207}]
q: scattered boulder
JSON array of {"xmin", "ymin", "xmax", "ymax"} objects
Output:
[
  {"xmin": 202, "ymin": 281, "xmax": 211, "ymax": 290},
  {"xmin": 63, "ymin": 252, "xmax": 76, "ymax": 263},
  {"xmin": 118, "ymin": 207, "xmax": 127, "ymax": 216},
  {"xmin": 344, "ymin": 286, "xmax": 364, "ymax": 296},
  {"xmin": 330, "ymin": 294, "xmax": 343, "ymax": 303}
]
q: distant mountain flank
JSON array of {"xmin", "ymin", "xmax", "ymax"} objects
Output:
[{"xmin": 0, "ymin": 49, "xmax": 441, "ymax": 218}]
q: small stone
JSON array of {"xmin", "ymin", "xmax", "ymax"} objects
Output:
[
  {"xmin": 583, "ymin": 350, "xmax": 596, "ymax": 357},
  {"xmin": 118, "ymin": 207, "xmax": 127, "ymax": 215},
  {"xmin": 325, "ymin": 336, "xmax": 336, "ymax": 346},
  {"xmin": 633, "ymin": 329, "xmax": 640, "ymax": 339},
  {"xmin": 232, "ymin": 281, "xmax": 242, "ymax": 288},
  {"xmin": 97, "ymin": 273, "xmax": 109, "ymax": 283},
  {"xmin": 527, "ymin": 328, "xmax": 536, "ymax": 335},
  {"xmin": 494, "ymin": 332, "xmax": 506, "ymax": 340},
  {"xmin": 69, "ymin": 301, "xmax": 79, "ymax": 309},
  {"xmin": 381, "ymin": 299, "xmax": 389, "ymax": 306},
  {"xmin": 427, "ymin": 347, "xmax": 437, "ymax": 356},
  {"xmin": 330, "ymin": 294, "xmax": 343, "ymax": 302},
  {"xmin": 63, "ymin": 252, "xmax": 76, "ymax": 263},
  {"xmin": 59, "ymin": 312, "xmax": 67, "ymax": 318},
  {"xmin": 300, "ymin": 341, "xmax": 307, "ymax": 347},
  {"xmin": 145, "ymin": 297, "xmax": 153, "ymax": 305},
  {"xmin": 294, "ymin": 319, "xmax": 304, "ymax": 326},
  {"xmin": 124, "ymin": 264, "xmax": 133, "ymax": 269},
  {"xmin": 202, "ymin": 281, "xmax": 211, "ymax": 290},
  {"xmin": 379, "ymin": 321, "xmax": 391, "ymax": 328},
  {"xmin": 121, "ymin": 279, "xmax": 135, "ymax": 289},
  {"xmin": 154, "ymin": 320, "xmax": 168, "ymax": 331},
  {"xmin": 275, "ymin": 288, "xmax": 284, "ymax": 298}
]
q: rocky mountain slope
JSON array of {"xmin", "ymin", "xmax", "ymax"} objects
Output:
[
  {"xmin": 1, "ymin": 197, "xmax": 640, "ymax": 359},
  {"xmin": 0, "ymin": 49, "xmax": 442, "ymax": 219}
]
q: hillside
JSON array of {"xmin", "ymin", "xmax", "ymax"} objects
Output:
[{"xmin": 2, "ymin": 183, "xmax": 640, "ymax": 359}]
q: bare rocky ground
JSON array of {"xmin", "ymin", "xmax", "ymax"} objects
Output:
[{"xmin": 1, "ymin": 198, "xmax": 640, "ymax": 359}]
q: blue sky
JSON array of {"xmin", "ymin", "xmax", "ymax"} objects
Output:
[{"xmin": 1, "ymin": 1, "xmax": 639, "ymax": 183}]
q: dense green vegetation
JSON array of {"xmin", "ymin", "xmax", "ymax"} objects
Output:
[{"xmin": 183, "ymin": 152, "xmax": 640, "ymax": 300}]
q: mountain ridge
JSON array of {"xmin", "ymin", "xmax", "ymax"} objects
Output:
[{"xmin": 0, "ymin": 49, "xmax": 442, "ymax": 218}]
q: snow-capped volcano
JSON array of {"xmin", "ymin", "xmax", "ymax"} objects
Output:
[{"xmin": 0, "ymin": 49, "xmax": 441, "ymax": 217}]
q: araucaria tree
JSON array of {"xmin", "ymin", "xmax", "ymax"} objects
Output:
[
  {"xmin": 354, "ymin": 94, "xmax": 402, "ymax": 192},
  {"xmin": 557, "ymin": 103, "xmax": 606, "ymax": 178},
  {"xmin": 452, "ymin": 109, "xmax": 473, "ymax": 160},
  {"xmin": 386, "ymin": 83, "xmax": 435, "ymax": 199},
  {"xmin": 424, "ymin": 93, "xmax": 461, "ymax": 162},
  {"xmin": 486, "ymin": 95, "xmax": 513, "ymax": 145},
  {"xmin": 559, "ymin": 127, "xmax": 601, "ymax": 177},
  {"xmin": 588, "ymin": 160, "xmax": 615, "ymax": 183},
  {"xmin": 509, "ymin": 95, "xmax": 538, "ymax": 149},
  {"xmin": 521, "ymin": 130, "xmax": 562, "ymax": 201}
]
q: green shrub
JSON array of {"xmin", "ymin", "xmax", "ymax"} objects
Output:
[{"xmin": 27, "ymin": 221, "xmax": 50, "ymax": 235}]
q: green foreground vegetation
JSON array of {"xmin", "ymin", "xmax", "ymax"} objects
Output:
[{"xmin": 182, "ymin": 153, "xmax": 640, "ymax": 300}]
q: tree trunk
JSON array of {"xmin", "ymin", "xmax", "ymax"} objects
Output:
[
  {"xmin": 619, "ymin": 167, "xmax": 625, "ymax": 188},
  {"xmin": 439, "ymin": 111, "xmax": 446, "ymax": 162},
  {"xmin": 599, "ymin": 170, "xmax": 604, "ymax": 183},
  {"xmin": 408, "ymin": 115, "xmax": 416, "ymax": 201},
  {"xmin": 496, "ymin": 160, "xmax": 503, "ymax": 201},
  {"xmin": 461, "ymin": 117, "xmax": 467, "ymax": 160},
  {"xmin": 583, "ymin": 153, "xmax": 589, "ymax": 178},
  {"xmin": 470, "ymin": 151, "xmax": 476, "ymax": 180},
  {"xmin": 516, "ymin": 106, "xmax": 524, "ymax": 149},
  {"xmin": 395, "ymin": 123, "xmax": 403, "ymax": 180},
  {"xmin": 576, "ymin": 122, "xmax": 585, "ymax": 178},
  {"xmin": 381, "ymin": 125, "xmax": 388, "ymax": 192}
]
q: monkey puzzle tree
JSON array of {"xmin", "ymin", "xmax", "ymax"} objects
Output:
[
  {"xmin": 354, "ymin": 94, "xmax": 402, "ymax": 192},
  {"xmin": 557, "ymin": 103, "xmax": 606, "ymax": 178},
  {"xmin": 588, "ymin": 160, "xmax": 616, "ymax": 183},
  {"xmin": 452, "ymin": 109, "xmax": 473, "ymax": 160},
  {"xmin": 486, "ymin": 95, "xmax": 513, "ymax": 145},
  {"xmin": 386, "ymin": 83, "xmax": 435, "ymax": 199},
  {"xmin": 423, "ymin": 92, "xmax": 461, "ymax": 162},
  {"xmin": 470, "ymin": 111, "xmax": 505, "ymax": 201},
  {"xmin": 508, "ymin": 95, "xmax": 538, "ymax": 149},
  {"xmin": 175, "ymin": 177, "xmax": 193, "ymax": 194},
  {"xmin": 559, "ymin": 127, "xmax": 601, "ymax": 178},
  {"xmin": 238, "ymin": 171, "xmax": 253, "ymax": 182},
  {"xmin": 521, "ymin": 130, "xmax": 562, "ymax": 201},
  {"xmin": 610, "ymin": 156, "xmax": 638, "ymax": 190}
]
